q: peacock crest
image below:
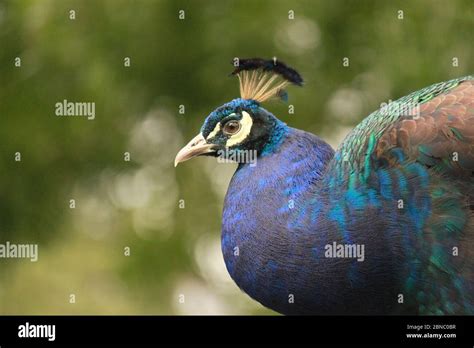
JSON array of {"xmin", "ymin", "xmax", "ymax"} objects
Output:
[{"xmin": 231, "ymin": 58, "xmax": 303, "ymax": 102}]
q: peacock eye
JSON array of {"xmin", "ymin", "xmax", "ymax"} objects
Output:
[{"xmin": 223, "ymin": 120, "xmax": 241, "ymax": 135}]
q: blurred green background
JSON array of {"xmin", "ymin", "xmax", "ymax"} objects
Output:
[{"xmin": 0, "ymin": 0, "xmax": 472, "ymax": 314}]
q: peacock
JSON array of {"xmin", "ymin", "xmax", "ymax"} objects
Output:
[{"xmin": 175, "ymin": 58, "xmax": 474, "ymax": 315}]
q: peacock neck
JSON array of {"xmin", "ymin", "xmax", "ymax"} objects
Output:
[
  {"xmin": 259, "ymin": 118, "xmax": 290, "ymax": 157},
  {"xmin": 221, "ymin": 127, "xmax": 336, "ymax": 313}
]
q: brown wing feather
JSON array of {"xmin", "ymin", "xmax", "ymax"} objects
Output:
[{"xmin": 376, "ymin": 80, "xmax": 474, "ymax": 175}]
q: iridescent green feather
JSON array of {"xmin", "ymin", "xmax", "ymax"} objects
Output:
[{"xmin": 332, "ymin": 75, "xmax": 474, "ymax": 175}]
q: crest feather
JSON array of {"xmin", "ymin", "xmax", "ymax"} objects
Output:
[{"xmin": 231, "ymin": 58, "xmax": 303, "ymax": 102}]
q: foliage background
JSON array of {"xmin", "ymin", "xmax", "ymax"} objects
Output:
[{"xmin": 0, "ymin": 0, "xmax": 472, "ymax": 314}]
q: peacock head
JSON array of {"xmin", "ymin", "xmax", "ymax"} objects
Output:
[
  {"xmin": 174, "ymin": 58, "xmax": 303, "ymax": 167},
  {"xmin": 174, "ymin": 98, "xmax": 283, "ymax": 166}
]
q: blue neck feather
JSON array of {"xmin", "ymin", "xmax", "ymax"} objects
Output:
[
  {"xmin": 260, "ymin": 118, "xmax": 288, "ymax": 157},
  {"xmin": 222, "ymin": 125, "xmax": 339, "ymax": 314}
]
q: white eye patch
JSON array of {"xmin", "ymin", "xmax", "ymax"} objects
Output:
[
  {"xmin": 225, "ymin": 111, "xmax": 253, "ymax": 147},
  {"xmin": 206, "ymin": 122, "xmax": 221, "ymax": 140}
]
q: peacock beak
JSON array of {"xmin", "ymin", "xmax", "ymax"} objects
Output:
[{"xmin": 174, "ymin": 133, "xmax": 216, "ymax": 167}]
